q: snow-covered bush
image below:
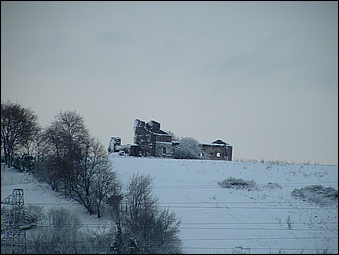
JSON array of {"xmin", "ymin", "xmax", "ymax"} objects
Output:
[
  {"xmin": 264, "ymin": 182, "xmax": 282, "ymax": 189},
  {"xmin": 218, "ymin": 177, "xmax": 257, "ymax": 190},
  {"xmin": 291, "ymin": 185, "xmax": 338, "ymax": 205},
  {"xmin": 173, "ymin": 137, "xmax": 201, "ymax": 159}
]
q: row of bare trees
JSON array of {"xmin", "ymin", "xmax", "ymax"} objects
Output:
[
  {"xmin": 1, "ymin": 101, "xmax": 120, "ymax": 218},
  {"xmin": 1, "ymin": 100, "xmax": 182, "ymax": 253},
  {"xmin": 36, "ymin": 110, "xmax": 120, "ymax": 218}
]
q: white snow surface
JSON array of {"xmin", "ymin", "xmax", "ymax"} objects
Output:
[{"xmin": 1, "ymin": 156, "xmax": 338, "ymax": 254}]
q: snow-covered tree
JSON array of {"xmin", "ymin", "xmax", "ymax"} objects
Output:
[{"xmin": 173, "ymin": 137, "xmax": 201, "ymax": 159}]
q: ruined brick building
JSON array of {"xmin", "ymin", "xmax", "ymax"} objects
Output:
[{"xmin": 108, "ymin": 119, "xmax": 233, "ymax": 161}]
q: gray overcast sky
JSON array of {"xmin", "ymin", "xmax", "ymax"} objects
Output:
[{"xmin": 1, "ymin": 1, "xmax": 338, "ymax": 165}]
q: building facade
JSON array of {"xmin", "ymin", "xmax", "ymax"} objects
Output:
[{"xmin": 108, "ymin": 118, "xmax": 233, "ymax": 161}]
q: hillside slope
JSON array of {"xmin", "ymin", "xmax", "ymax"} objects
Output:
[
  {"xmin": 109, "ymin": 155, "xmax": 338, "ymax": 254},
  {"xmin": 1, "ymin": 157, "xmax": 338, "ymax": 254}
]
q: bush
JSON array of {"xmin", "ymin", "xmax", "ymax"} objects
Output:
[
  {"xmin": 291, "ymin": 185, "xmax": 338, "ymax": 205},
  {"xmin": 28, "ymin": 207, "xmax": 84, "ymax": 254},
  {"xmin": 218, "ymin": 177, "xmax": 257, "ymax": 190},
  {"xmin": 264, "ymin": 182, "xmax": 282, "ymax": 189},
  {"xmin": 27, "ymin": 207, "xmax": 116, "ymax": 254},
  {"xmin": 173, "ymin": 137, "xmax": 201, "ymax": 159},
  {"xmin": 1, "ymin": 204, "xmax": 43, "ymax": 228}
]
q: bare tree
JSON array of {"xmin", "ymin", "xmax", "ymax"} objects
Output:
[
  {"xmin": 167, "ymin": 130, "xmax": 181, "ymax": 141},
  {"xmin": 28, "ymin": 207, "xmax": 115, "ymax": 254},
  {"xmin": 126, "ymin": 173, "xmax": 158, "ymax": 228},
  {"xmin": 69, "ymin": 138, "xmax": 119, "ymax": 216},
  {"xmin": 40, "ymin": 110, "xmax": 91, "ymax": 198},
  {"xmin": 39, "ymin": 110, "xmax": 122, "ymax": 217},
  {"xmin": 118, "ymin": 173, "xmax": 182, "ymax": 254},
  {"xmin": 28, "ymin": 207, "xmax": 83, "ymax": 254},
  {"xmin": 36, "ymin": 129, "xmax": 66, "ymax": 191},
  {"xmin": 91, "ymin": 153, "xmax": 121, "ymax": 218},
  {"xmin": 1, "ymin": 100, "xmax": 40, "ymax": 168}
]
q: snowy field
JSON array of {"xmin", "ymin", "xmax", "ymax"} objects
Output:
[{"xmin": 1, "ymin": 156, "xmax": 338, "ymax": 254}]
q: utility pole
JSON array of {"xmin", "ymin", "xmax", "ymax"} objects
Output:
[{"xmin": 1, "ymin": 189, "xmax": 27, "ymax": 254}]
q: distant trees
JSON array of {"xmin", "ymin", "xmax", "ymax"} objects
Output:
[
  {"xmin": 173, "ymin": 137, "xmax": 201, "ymax": 159},
  {"xmin": 1, "ymin": 101, "xmax": 41, "ymax": 169},
  {"xmin": 111, "ymin": 173, "xmax": 182, "ymax": 254}
]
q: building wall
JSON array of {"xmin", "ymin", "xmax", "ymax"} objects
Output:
[
  {"xmin": 134, "ymin": 119, "xmax": 172, "ymax": 157},
  {"xmin": 108, "ymin": 137, "xmax": 121, "ymax": 152},
  {"xmin": 201, "ymin": 144, "xmax": 227, "ymax": 160},
  {"xmin": 110, "ymin": 118, "xmax": 233, "ymax": 161},
  {"xmin": 154, "ymin": 142, "xmax": 173, "ymax": 158}
]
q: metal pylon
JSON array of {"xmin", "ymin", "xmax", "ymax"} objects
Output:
[{"xmin": 1, "ymin": 188, "xmax": 27, "ymax": 254}]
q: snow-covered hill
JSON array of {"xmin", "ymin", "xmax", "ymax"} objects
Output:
[{"xmin": 1, "ymin": 156, "xmax": 338, "ymax": 254}]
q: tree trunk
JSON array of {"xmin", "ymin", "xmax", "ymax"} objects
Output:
[{"xmin": 97, "ymin": 204, "xmax": 101, "ymax": 218}]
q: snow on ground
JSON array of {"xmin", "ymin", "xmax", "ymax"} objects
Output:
[
  {"xmin": 1, "ymin": 156, "xmax": 338, "ymax": 254},
  {"xmin": 1, "ymin": 164, "xmax": 110, "ymax": 230}
]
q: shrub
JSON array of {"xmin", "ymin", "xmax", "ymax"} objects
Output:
[
  {"xmin": 286, "ymin": 215, "xmax": 293, "ymax": 230},
  {"xmin": 264, "ymin": 182, "xmax": 282, "ymax": 189},
  {"xmin": 291, "ymin": 185, "xmax": 338, "ymax": 205},
  {"xmin": 218, "ymin": 177, "xmax": 257, "ymax": 190},
  {"xmin": 173, "ymin": 137, "xmax": 201, "ymax": 159},
  {"xmin": 28, "ymin": 207, "xmax": 85, "ymax": 254},
  {"xmin": 1, "ymin": 204, "xmax": 43, "ymax": 228}
]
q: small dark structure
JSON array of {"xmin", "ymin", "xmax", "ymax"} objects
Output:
[{"xmin": 108, "ymin": 118, "xmax": 233, "ymax": 161}]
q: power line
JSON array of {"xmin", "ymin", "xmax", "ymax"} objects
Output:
[
  {"xmin": 158, "ymin": 201, "xmax": 337, "ymax": 204},
  {"xmin": 22, "ymin": 236, "xmax": 338, "ymax": 243},
  {"xmin": 181, "ymin": 222, "xmax": 338, "ymax": 224},
  {"xmin": 180, "ymin": 228, "xmax": 338, "ymax": 231},
  {"xmin": 180, "ymin": 237, "xmax": 338, "ymax": 241},
  {"xmin": 182, "ymin": 247, "xmax": 338, "ymax": 251},
  {"xmin": 153, "ymin": 183, "xmax": 339, "ymax": 189},
  {"xmin": 23, "ymin": 201, "xmax": 338, "ymax": 206},
  {"xmin": 32, "ymin": 225, "xmax": 338, "ymax": 232},
  {"xmin": 27, "ymin": 221, "xmax": 337, "ymax": 227},
  {"xmin": 21, "ymin": 244, "xmax": 339, "ymax": 253},
  {"xmin": 157, "ymin": 205, "xmax": 338, "ymax": 209}
]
